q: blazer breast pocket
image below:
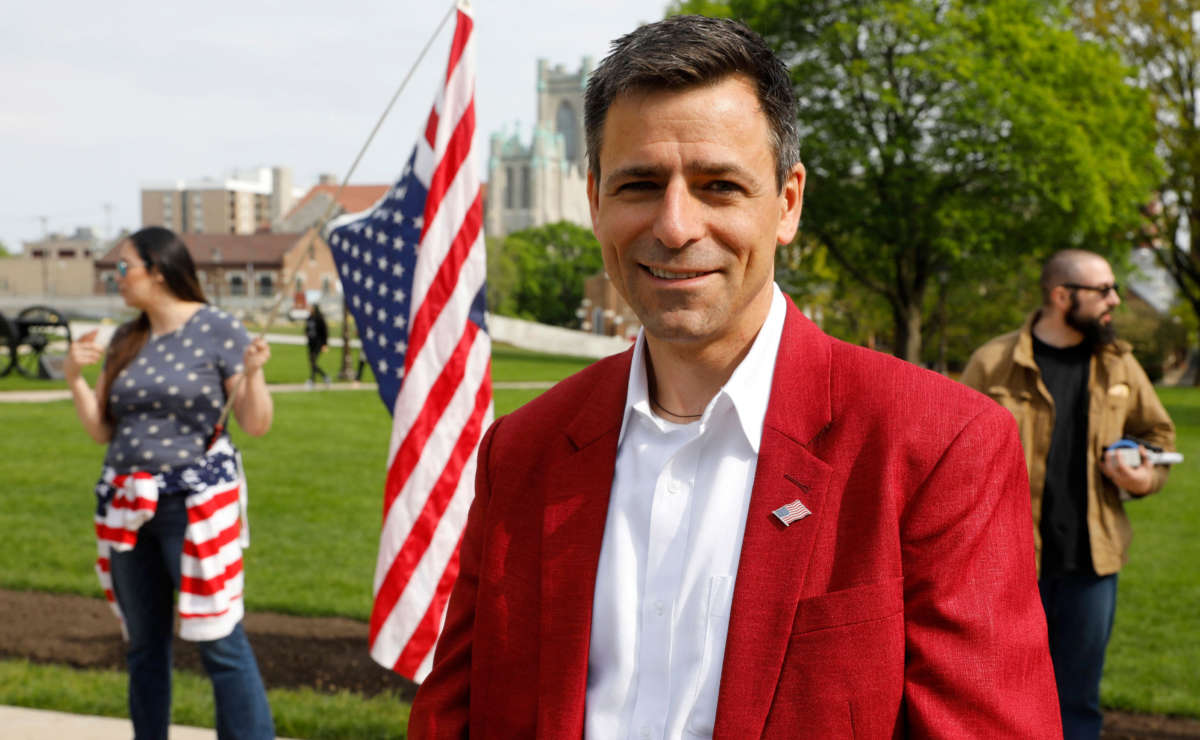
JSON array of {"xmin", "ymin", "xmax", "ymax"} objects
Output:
[{"xmin": 791, "ymin": 576, "xmax": 903, "ymax": 635}]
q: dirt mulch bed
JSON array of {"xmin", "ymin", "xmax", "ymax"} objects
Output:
[
  {"xmin": 2, "ymin": 587, "xmax": 1197, "ymax": 737},
  {"xmin": 0, "ymin": 588, "xmax": 416, "ymax": 702}
]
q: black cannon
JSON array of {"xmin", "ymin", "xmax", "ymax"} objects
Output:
[{"xmin": 0, "ymin": 306, "xmax": 73, "ymax": 379}]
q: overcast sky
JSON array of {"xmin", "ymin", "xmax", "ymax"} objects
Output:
[{"xmin": 0, "ymin": 0, "xmax": 663, "ymax": 251}]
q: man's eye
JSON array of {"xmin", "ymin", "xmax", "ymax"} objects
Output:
[
  {"xmin": 706, "ymin": 180, "xmax": 741, "ymax": 193},
  {"xmin": 615, "ymin": 181, "xmax": 657, "ymax": 193}
]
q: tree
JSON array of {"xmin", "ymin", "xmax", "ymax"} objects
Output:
[
  {"xmin": 1072, "ymin": 0, "xmax": 1200, "ymax": 381},
  {"xmin": 487, "ymin": 221, "xmax": 605, "ymax": 327},
  {"xmin": 672, "ymin": 0, "xmax": 1161, "ymax": 362},
  {"xmin": 0, "ymin": 240, "xmax": 11, "ymax": 257}
]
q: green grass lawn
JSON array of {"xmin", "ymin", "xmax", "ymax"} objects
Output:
[
  {"xmin": 4, "ymin": 360, "xmax": 1198, "ymax": 729},
  {"xmin": 1100, "ymin": 386, "xmax": 1200, "ymax": 717}
]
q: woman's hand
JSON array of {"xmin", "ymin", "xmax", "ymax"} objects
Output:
[
  {"xmin": 242, "ymin": 336, "xmax": 271, "ymax": 376},
  {"xmin": 65, "ymin": 329, "xmax": 103, "ymax": 382}
]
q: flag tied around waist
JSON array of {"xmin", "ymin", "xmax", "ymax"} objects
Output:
[{"xmin": 325, "ymin": 0, "xmax": 493, "ymax": 681}]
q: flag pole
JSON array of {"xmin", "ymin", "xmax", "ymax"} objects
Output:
[{"xmin": 207, "ymin": 0, "xmax": 459, "ymax": 448}]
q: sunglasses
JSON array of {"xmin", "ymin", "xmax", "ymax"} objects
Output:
[
  {"xmin": 1062, "ymin": 282, "xmax": 1120, "ymax": 298},
  {"xmin": 116, "ymin": 259, "xmax": 146, "ymax": 277}
]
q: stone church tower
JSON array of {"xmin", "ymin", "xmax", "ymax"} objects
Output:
[{"xmin": 485, "ymin": 57, "xmax": 593, "ymax": 237}]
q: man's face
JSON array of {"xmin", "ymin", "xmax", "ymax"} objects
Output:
[
  {"xmin": 1064, "ymin": 257, "xmax": 1121, "ymax": 346},
  {"xmin": 587, "ymin": 74, "xmax": 804, "ymax": 351}
]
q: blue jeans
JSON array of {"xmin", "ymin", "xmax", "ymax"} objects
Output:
[
  {"xmin": 110, "ymin": 493, "xmax": 274, "ymax": 740},
  {"xmin": 1039, "ymin": 571, "xmax": 1118, "ymax": 740}
]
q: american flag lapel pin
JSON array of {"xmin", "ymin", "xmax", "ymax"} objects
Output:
[{"xmin": 773, "ymin": 499, "xmax": 812, "ymax": 527}]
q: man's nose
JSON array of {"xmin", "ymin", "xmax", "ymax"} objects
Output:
[{"xmin": 652, "ymin": 180, "xmax": 704, "ymax": 250}]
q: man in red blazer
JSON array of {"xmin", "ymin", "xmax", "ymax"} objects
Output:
[{"xmin": 410, "ymin": 15, "xmax": 1061, "ymax": 739}]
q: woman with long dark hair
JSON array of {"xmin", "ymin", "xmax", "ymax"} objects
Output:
[{"xmin": 65, "ymin": 226, "xmax": 275, "ymax": 739}]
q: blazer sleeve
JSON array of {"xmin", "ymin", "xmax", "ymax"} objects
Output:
[
  {"xmin": 900, "ymin": 404, "xmax": 1062, "ymax": 737},
  {"xmin": 407, "ymin": 418, "xmax": 502, "ymax": 739}
]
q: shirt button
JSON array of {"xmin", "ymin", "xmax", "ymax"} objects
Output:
[
  {"xmin": 655, "ymin": 600, "xmax": 665, "ymax": 617},
  {"xmin": 667, "ymin": 479, "xmax": 682, "ymax": 494},
  {"xmin": 639, "ymin": 727, "xmax": 651, "ymax": 739}
]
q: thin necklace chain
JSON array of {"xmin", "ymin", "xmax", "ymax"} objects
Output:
[{"xmin": 650, "ymin": 395, "xmax": 703, "ymax": 419}]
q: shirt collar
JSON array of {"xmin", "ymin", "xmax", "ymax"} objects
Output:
[{"xmin": 618, "ymin": 283, "xmax": 788, "ymax": 454}]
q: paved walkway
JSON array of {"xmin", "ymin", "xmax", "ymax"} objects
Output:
[
  {"xmin": 0, "ymin": 380, "xmax": 553, "ymax": 404},
  {"xmin": 0, "ymin": 705, "xmax": 302, "ymax": 740}
]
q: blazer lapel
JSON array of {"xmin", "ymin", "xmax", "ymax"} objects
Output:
[
  {"xmin": 714, "ymin": 302, "xmax": 835, "ymax": 739},
  {"xmin": 536, "ymin": 349, "xmax": 631, "ymax": 737}
]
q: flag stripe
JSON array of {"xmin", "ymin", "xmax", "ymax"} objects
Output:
[
  {"xmin": 370, "ymin": 356, "xmax": 492, "ymax": 645},
  {"xmin": 419, "ymin": 98, "xmax": 475, "ymax": 247},
  {"xmin": 444, "ymin": 9, "xmax": 473, "ymax": 85},
  {"xmin": 382, "ymin": 320, "xmax": 479, "ymax": 519},
  {"xmin": 393, "ymin": 534, "xmax": 463, "ymax": 675},
  {"xmin": 406, "ymin": 190, "xmax": 482, "ymax": 370},
  {"xmin": 375, "ymin": 320, "xmax": 491, "ymax": 595}
]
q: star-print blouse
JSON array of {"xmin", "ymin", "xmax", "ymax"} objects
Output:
[{"xmin": 103, "ymin": 305, "xmax": 250, "ymax": 474}]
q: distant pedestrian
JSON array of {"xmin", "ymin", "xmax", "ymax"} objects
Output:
[
  {"xmin": 305, "ymin": 304, "xmax": 330, "ymax": 388},
  {"xmin": 962, "ymin": 249, "xmax": 1176, "ymax": 740},
  {"xmin": 63, "ymin": 226, "xmax": 275, "ymax": 739}
]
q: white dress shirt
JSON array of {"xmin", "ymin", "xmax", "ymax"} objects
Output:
[{"xmin": 585, "ymin": 284, "xmax": 787, "ymax": 740}]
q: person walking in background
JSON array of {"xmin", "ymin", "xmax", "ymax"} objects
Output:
[
  {"xmin": 409, "ymin": 15, "xmax": 1060, "ymax": 738},
  {"xmin": 962, "ymin": 249, "xmax": 1176, "ymax": 740},
  {"xmin": 64, "ymin": 226, "xmax": 275, "ymax": 740},
  {"xmin": 305, "ymin": 304, "xmax": 330, "ymax": 389}
]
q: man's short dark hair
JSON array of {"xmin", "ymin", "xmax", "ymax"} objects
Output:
[
  {"xmin": 584, "ymin": 15, "xmax": 800, "ymax": 191},
  {"xmin": 1040, "ymin": 249, "xmax": 1106, "ymax": 305}
]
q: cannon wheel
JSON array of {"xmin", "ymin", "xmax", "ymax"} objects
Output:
[
  {"xmin": 0, "ymin": 313, "xmax": 16, "ymax": 377},
  {"xmin": 13, "ymin": 305, "xmax": 72, "ymax": 379}
]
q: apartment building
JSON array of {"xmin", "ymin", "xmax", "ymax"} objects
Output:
[{"xmin": 141, "ymin": 166, "xmax": 300, "ymax": 235}]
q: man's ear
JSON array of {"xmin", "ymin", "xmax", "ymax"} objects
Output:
[
  {"xmin": 587, "ymin": 169, "xmax": 601, "ymax": 234},
  {"xmin": 776, "ymin": 162, "xmax": 806, "ymax": 245}
]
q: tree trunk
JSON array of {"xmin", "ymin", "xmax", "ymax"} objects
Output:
[{"xmin": 893, "ymin": 301, "xmax": 923, "ymax": 364}]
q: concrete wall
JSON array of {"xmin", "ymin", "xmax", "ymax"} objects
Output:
[{"xmin": 487, "ymin": 313, "xmax": 631, "ymax": 359}]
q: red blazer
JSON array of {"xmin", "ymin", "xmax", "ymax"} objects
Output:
[{"xmin": 410, "ymin": 299, "xmax": 1061, "ymax": 738}]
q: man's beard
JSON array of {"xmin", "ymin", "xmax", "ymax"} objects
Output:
[{"xmin": 1066, "ymin": 293, "xmax": 1117, "ymax": 347}]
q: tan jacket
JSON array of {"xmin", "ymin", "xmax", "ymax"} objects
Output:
[{"xmin": 961, "ymin": 311, "xmax": 1175, "ymax": 575}]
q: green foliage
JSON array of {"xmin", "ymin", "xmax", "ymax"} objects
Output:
[
  {"xmin": 672, "ymin": 0, "xmax": 1161, "ymax": 361},
  {"xmin": 1072, "ymin": 0, "xmax": 1200, "ymax": 368},
  {"xmin": 487, "ymin": 221, "xmax": 605, "ymax": 327},
  {"xmin": 0, "ymin": 240, "xmax": 11, "ymax": 257}
]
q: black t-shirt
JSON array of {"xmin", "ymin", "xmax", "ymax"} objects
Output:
[{"xmin": 1033, "ymin": 335, "xmax": 1094, "ymax": 576}]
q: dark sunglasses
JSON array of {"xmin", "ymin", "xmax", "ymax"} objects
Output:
[{"xmin": 1062, "ymin": 282, "xmax": 1120, "ymax": 298}]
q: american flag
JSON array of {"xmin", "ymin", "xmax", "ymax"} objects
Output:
[
  {"xmin": 325, "ymin": 0, "xmax": 493, "ymax": 681},
  {"xmin": 772, "ymin": 499, "xmax": 812, "ymax": 527}
]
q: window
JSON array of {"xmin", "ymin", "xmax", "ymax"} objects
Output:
[
  {"xmin": 505, "ymin": 167, "xmax": 515, "ymax": 209},
  {"xmin": 522, "ymin": 166, "xmax": 532, "ymax": 209},
  {"xmin": 556, "ymin": 101, "xmax": 579, "ymax": 163},
  {"xmin": 103, "ymin": 273, "xmax": 118, "ymax": 295},
  {"xmin": 258, "ymin": 274, "xmax": 274, "ymax": 297},
  {"xmin": 230, "ymin": 274, "xmax": 246, "ymax": 296}
]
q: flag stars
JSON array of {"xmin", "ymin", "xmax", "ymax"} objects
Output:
[
  {"xmin": 365, "ymin": 225, "xmax": 374, "ymax": 239},
  {"xmin": 365, "ymin": 276, "xmax": 375, "ymax": 291},
  {"xmin": 392, "ymin": 263, "xmax": 405, "ymax": 278},
  {"xmin": 393, "ymin": 288, "xmax": 407, "ymax": 303},
  {"xmin": 395, "ymin": 340, "xmax": 407, "ymax": 354},
  {"xmin": 376, "ymin": 231, "xmax": 388, "ymax": 245},
  {"xmin": 393, "ymin": 236, "xmax": 405, "ymax": 249}
]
